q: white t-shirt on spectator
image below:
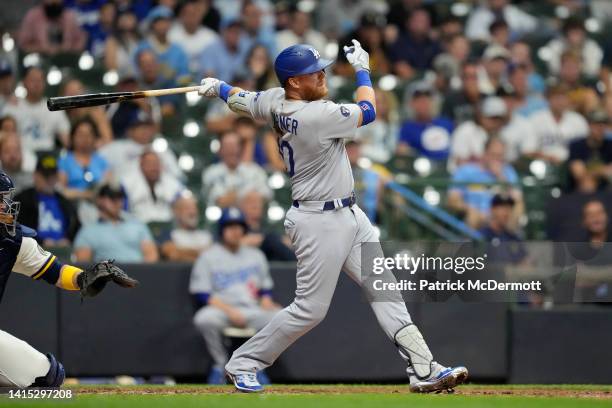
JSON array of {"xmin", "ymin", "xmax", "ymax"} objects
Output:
[
  {"xmin": 275, "ymin": 29, "xmax": 327, "ymax": 57},
  {"xmin": 168, "ymin": 23, "xmax": 218, "ymax": 73},
  {"xmin": 99, "ymin": 139, "xmax": 184, "ymax": 182},
  {"xmin": 526, "ymin": 109, "xmax": 588, "ymax": 162},
  {"xmin": 545, "ymin": 38, "xmax": 603, "ymax": 78},
  {"xmin": 465, "ymin": 4, "xmax": 537, "ymax": 42},
  {"xmin": 202, "ymin": 162, "xmax": 272, "ymax": 206},
  {"xmin": 3, "ymin": 98, "xmax": 70, "ymax": 152},
  {"xmin": 449, "ymin": 119, "xmax": 534, "ymax": 170},
  {"xmin": 121, "ymin": 170, "xmax": 185, "ymax": 223}
]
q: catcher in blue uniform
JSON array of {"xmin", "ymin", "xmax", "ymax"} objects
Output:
[{"xmin": 0, "ymin": 172, "xmax": 138, "ymax": 388}]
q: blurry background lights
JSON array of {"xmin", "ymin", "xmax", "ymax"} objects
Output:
[
  {"xmin": 205, "ymin": 206, "xmax": 222, "ymax": 221},
  {"xmin": 78, "ymin": 52, "xmax": 94, "ymax": 70},
  {"xmin": 267, "ymin": 203, "xmax": 285, "ymax": 222},
  {"xmin": 183, "ymin": 120, "xmax": 200, "ymax": 138},
  {"xmin": 178, "ymin": 154, "xmax": 195, "ymax": 172}
]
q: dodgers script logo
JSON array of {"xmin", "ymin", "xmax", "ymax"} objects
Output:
[{"xmin": 310, "ymin": 48, "xmax": 320, "ymax": 60}]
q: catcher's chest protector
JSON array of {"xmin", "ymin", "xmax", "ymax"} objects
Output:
[{"xmin": 0, "ymin": 226, "xmax": 25, "ymax": 304}]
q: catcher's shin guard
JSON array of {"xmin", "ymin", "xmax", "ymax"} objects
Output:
[
  {"xmin": 395, "ymin": 324, "xmax": 433, "ymax": 379},
  {"xmin": 31, "ymin": 353, "xmax": 65, "ymax": 388}
]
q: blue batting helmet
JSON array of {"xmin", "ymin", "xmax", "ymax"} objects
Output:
[
  {"xmin": 218, "ymin": 207, "xmax": 247, "ymax": 238},
  {"xmin": 274, "ymin": 44, "xmax": 334, "ymax": 86}
]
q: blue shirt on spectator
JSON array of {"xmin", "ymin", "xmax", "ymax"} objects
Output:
[
  {"xmin": 135, "ymin": 39, "xmax": 191, "ymax": 85},
  {"xmin": 58, "ymin": 152, "xmax": 109, "ymax": 191},
  {"xmin": 37, "ymin": 193, "xmax": 67, "ymax": 241},
  {"xmin": 388, "ymin": 33, "xmax": 441, "ymax": 71},
  {"xmin": 399, "ymin": 118, "xmax": 454, "ymax": 160},
  {"xmin": 514, "ymin": 95, "xmax": 548, "ymax": 117},
  {"xmin": 74, "ymin": 215, "xmax": 154, "ymax": 263},
  {"xmin": 450, "ymin": 163, "xmax": 519, "ymax": 215},
  {"xmin": 197, "ymin": 37, "xmax": 251, "ymax": 82}
]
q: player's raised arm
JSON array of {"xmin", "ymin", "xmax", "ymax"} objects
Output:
[
  {"xmin": 343, "ymin": 39, "xmax": 376, "ymax": 127},
  {"xmin": 198, "ymin": 78, "xmax": 270, "ymax": 121}
]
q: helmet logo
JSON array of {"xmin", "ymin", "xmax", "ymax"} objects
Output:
[{"xmin": 309, "ymin": 48, "xmax": 320, "ymax": 60}]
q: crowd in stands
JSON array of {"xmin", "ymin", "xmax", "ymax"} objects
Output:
[{"xmin": 0, "ymin": 0, "xmax": 611, "ymax": 267}]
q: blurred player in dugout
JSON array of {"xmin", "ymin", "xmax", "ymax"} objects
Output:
[{"xmin": 189, "ymin": 207, "xmax": 281, "ymax": 384}]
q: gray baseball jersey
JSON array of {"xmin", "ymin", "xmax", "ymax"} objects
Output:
[
  {"xmin": 244, "ymin": 88, "xmax": 362, "ymax": 201},
  {"xmin": 189, "ymin": 243, "xmax": 273, "ymax": 308}
]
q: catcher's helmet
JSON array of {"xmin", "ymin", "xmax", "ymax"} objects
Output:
[
  {"xmin": 274, "ymin": 44, "xmax": 334, "ymax": 86},
  {"xmin": 0, "ymin": 171, "xmax": 19, "ymax": 236},
  {"xmin": 218, "ymin": 207, "xmax": 247, "ymax": 238}
]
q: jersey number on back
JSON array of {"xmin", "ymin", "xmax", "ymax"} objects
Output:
[{"xmin": 278, "ymin": 140, "xmax": 295, "ymax": 177}]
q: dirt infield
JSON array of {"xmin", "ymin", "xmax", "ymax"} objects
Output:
[{"xmin": 72, "ymin": 385, "xmax": 612, "ymax": 399}]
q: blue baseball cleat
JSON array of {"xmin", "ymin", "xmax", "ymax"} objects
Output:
[
  {"xmin": 409, "ymin": 366, "xmax": 468, "ymax": 393},
  {"xmin": 227, "ymin": 372, "xmax": 264, "ymax": 393}
]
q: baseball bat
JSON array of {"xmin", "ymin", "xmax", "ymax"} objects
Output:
[{"xmin": 46, "ymin": 85, "xmax": 201, "ymax": 111}]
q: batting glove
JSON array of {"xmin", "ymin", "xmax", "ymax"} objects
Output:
[
  {"xmin": 198, "ymin": 77, "xmax": 221, "ymax": 98},
  {"xmin": 343, "ymin": 39, "xmax": 370, "ymax": 73}
]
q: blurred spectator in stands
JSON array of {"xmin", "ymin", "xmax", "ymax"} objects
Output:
[
  {"xmin": 388, "ymin": 8, "xmax": 441, "ymax": 79},
  {"xmin": 122, "ymin": 150, "xmax": 185, "ymax": 223},
  {"xmin": 510, "ymin": 40, "xmax": 546, "ymax": 94},
  {"xmin": 169, "ymin": 0, "xmax": 218, "ymax": 75},
  {"xmin": 199, "ymin": 0, "xmax": 221, "ymax": 31},
  {"xmin": 18, "ymin": 0, "xmax": 86, "ymax": 55},
  {"xmin": 241, "ymin": 1, "xmax": 276, "ymax": 56},
  {"xmin": 202, "ymin": 131, "xmax": 271, "ymax": 207},
  {"xmin": 385, "ymin": 0, "xmax": 434, "ymax": 33},
  {"xmin": 335, "ymin": 12, "xmax": 390, "ymax": 77},
  {"xmin": 527, "ymin": 84, "xmax": 588, "ymax": 165},
  {"xmin": 346, "ymin": 141, "xmax": 384, "ymax": 224},
  {"xmin": 433, "ymin": 34, "xmax": 471, "ymax": 86},
  {"xmin": 82, "ymin": 1, "xmax": 116, "ymax": 58},
  {"xmin": 15, "ymin": 153, "xmax": 79, "ymax": 247},
  {"xmin": 240, "ymin": 190, "xmax": 294, "ymax": 261},
  {"xmin": 442, "ymin": 61, "xmax": 484, "ymax": 123},
  {"xmin": 234, "ymin": 116, "xmax": 258, "ymax": 164},
  {"xmin": 465, "ymin": 0, "xmax": 537, "ymax": 42},
  {"xmin": 316, "ymin": 0, "xmax": 372, "ymax": 40},
  {"xmin": 108, "ymin": 69, "xmax": 161, "ymax": 139},
  {"xmin": 582, "ymin": 200, "xmax": 609, "ymax": 243},
  {"xmin": 397, "ymin": 82, "xmax": 453, "ymax": 162},
  {"xmin": 104, "ymin": 10, "xmax": 141, "ymax": 73},
  {"xmin": 273, "ymin": 1, "xmax": 290, "ymax": 32},
  {"xmin": 480, "ymin": 193, "xmax": 521, "ymax": 239},
  {"xmin": 437, "ymin": 15, "xmax": 464, "ymax": 45},
  {"xmin": 0, "ymin": 116, "xmax": 17, "ymax": 133},
  {"xmin": 275, "ymin": 6, "xmax": 325, "ymax": 57},
  {"xmin": 479, "ymin": 45, "xmax": 510, "ymax": 95},
  {"xmin": 74, "ymin": 183, "xmax": 159, "ymax": 263},
  {"xmin": 546, "ymin": 17, "xmax": 603, "ymax": 79},
  {"xmin": 246, "ymin": 44, "xmax": 277, "ymax": 90},
  {"xmin": 507, "ymin": 63, "xmax": 547, "ymax": 117},
  {"xmin": 556, "ymin": 51, "xmax": 599, "ymax": 114},
  {"xmin": 0, "ymin": 60, "xmax": 15, "ymax": 114},
  {"xmin": 136, "ymin": 5, "xmax": 191, "ymax": 86},
  {"xmin": 0, "ymin": 132, "xmax": 35, "ymax": 193},
  {"xmin": 489, "ymin": 19, "xmax": 510, "ymax": 48},
  {"xmin": 356, "ymin": 88, "xmax": 399, "ymax": 164},
  {"xmin": 448, "ymin": 138, "xmax": 523, "ymax": 229},
  {"xmin": 58, "ymin": 117, "xmax": 111, "ymax": 201},
  {"xmin": 100, "ymin": 111, "xmax": 182, "ymax": 182},
  {"xmin": 2, "ymin": 67, "xmax": 70, "ymax": 152},
  {"xmin": 198, "ymin": 20, "xmax": 250, "ymax": 83},
  {"xmin": 191, "ymin": 206, "xmax": 279, "ymax": 384},
  {"xmin": 159, "ymin": 193, "xmax": 212, "ymax": 261},
  {"xmin": 568, "ymin": 110, "xmax": 612, "ymax": 193},
  {"xmin": 135, "ymin": 49, "xmax": 180, "ymax": 116},
  {"xmin": 449, "ymin": 96, "xmax": 508, "ymax": 170},
  {"xmin": 60, "ymin": 78, "xmax": 113, "ymax": 145},
  {"xmin": 495, "ymin": 85, "xmax": 537, "ymax": 163}
]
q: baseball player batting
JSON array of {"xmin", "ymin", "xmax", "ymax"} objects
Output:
[
  {"xmin": 0, "ymin": 172, "xmax": 138, "ymax": 388},
  {"xmin": 198, "ymin": 40, "xmax": 468, "ymax": 393}
]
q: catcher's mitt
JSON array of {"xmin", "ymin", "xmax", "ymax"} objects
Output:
[{"xmin": 77, "ymin": 260, "xmax": 139, "ymax": 298}]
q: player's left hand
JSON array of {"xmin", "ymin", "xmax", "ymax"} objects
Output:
[
  {"xmin": 77, "ymin": 260, "xmax": 139, "ymax": 298},
  {"xmin": 343, "ymin": 39, "xmax": 370, "ymax": 73},
  {"xmin": 198, "ymin": 77, "xmax": 221, "ymax": 98}
]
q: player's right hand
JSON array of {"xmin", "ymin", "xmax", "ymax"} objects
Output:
[
  {"xmin": 198, "ymin": 77, "xmax": 221, "ymax": 98},
  {"xmin": 343, "ymin": 39, "xmax": 370, "ymax": 73},
  {"xmin": 227, "ymin": 308, "xmax": 247, "ymax": 328}
]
